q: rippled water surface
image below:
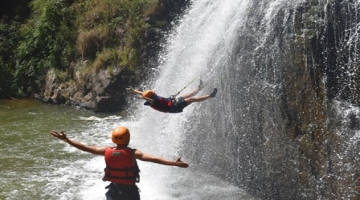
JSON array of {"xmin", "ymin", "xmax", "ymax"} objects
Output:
[
  {"xmin": 0, "ymin": 99, "xmax": 252, "ymax": 200},
  {"xmin": 0, "ymin": 99, "xmax": 123, "ymax": 200}
]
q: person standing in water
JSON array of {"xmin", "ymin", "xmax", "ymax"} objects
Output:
[
  {"xmin": 126, "ymin": 79, "xmax": 218, "ymax": 113},
  {"xmin": 50, "ymin": 126, "xmax": 189, "ymax": 200}
]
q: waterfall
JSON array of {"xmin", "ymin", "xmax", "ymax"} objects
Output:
[
  {"xmin": 143, "ymin": 0, "xmax": 359, "ymax": 199},
  {"xmin": 77, "ymin": 0, "xmax": 359, "ymax": 199},
  {"xmin": 126, "ymin": 0, "xmax": 255, "ymax": 199}
]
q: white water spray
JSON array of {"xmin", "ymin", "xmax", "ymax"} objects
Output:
[{"xmin": 73, "ymin": 0, "xmax": 254, "ymax": 199}]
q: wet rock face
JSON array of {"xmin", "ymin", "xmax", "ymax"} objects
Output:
[
  {"xmin": 41, "ymin": 66, "xmax": 132, "ymax": 112},
  {"xmin": 90, "ymin": 67, "xmax": 131, "ymax": 112},
  {"xmin": 184, "ymin": 1, "xmax": 359, "ymax": 199}
]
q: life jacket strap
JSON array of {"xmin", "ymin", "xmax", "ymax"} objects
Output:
[
  {"xmin": 105, "ymin": 174, "xmax": 135, "ymax": 180},
  {"xmin": 106, "ymin": 166, "xmax": 133, "ymax": 171},
  {"xmin": 103, "ymin": 165, "xmax": 140, "ymax": 183}
]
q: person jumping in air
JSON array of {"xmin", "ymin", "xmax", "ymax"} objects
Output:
[
  {"xmin": 50, "ymin": 126, "xmax": 189, "ymax": 200},
  {"xmin": 126, "ymin": 79, "xmax": 217, "ymax": 113}
]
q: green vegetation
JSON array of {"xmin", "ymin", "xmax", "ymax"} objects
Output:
[
  {"xmin": 16, "ymin": 0, "xmax": 76, "ymax": 96},
  {"xmin": 0, "ymin": 20, "xmax": 20, "ymax": 98},
  {"xmin": 0, "ymin": 0, "xmax": 170, "ymax": 98}
]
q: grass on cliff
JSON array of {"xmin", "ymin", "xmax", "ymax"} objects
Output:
[
  {"xmin": 10, "ymin": 0, "xmax": 163, "ymax": 97},
  {"xmin": 73, "ymin": 0, "xmax": 158, "ymax": 75}
]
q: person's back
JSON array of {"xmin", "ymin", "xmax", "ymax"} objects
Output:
[
  {"xmin": 103, "ymin": 146, "xmax": 140, "ymax": 200},
  {"xmin": 50, "ymin": 126, "xmax": 188, "ymax": 200},
  {"xmin": 146, "ymin": 95, "xmax": 173, "ymax": 113}
]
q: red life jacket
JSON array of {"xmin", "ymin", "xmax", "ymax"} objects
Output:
[
  {"xmin": 149, "ymin": 96, "xmax": 173, "ymax": 113},
  {"xmin": 103, "ymin": 147, "xmax": 140, "ymax": 185}
]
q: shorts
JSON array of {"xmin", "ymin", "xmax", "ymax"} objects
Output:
[
  {"xmin": 169, "ymin": 97, "xmax": 188, "ymax": 113},
  {"xmin": 105, "ymin": 183, "xmax": 140, "ymax": 200}
]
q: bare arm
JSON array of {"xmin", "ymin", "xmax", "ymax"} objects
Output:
[
  {"xmin": 126, "ymin": 87, "xmax": 154, "ymax": 103},
  {"xmin": 126, "ymin": 87, "xmax": 143, "ymax": 96},
  {"xmin": 134, "ymin": 149, "xmax": 189, "ymax": 168},
  {"xmin": 50, "ymin": 130, "xmax": 106, "ymax": 156}
]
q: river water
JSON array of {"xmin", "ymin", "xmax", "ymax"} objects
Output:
[{"xmin": 0, "ymin": 99, "xmax": 254, "ymax": 200}]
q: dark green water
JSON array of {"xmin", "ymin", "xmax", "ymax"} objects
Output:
[{"xmin": 0, "ymin": 99, "xmax": 123, "ymax": 200}]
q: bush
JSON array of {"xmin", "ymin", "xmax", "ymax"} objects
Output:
[
  {"xmin": 2, "ymin": 0, "xmax": 184, "ymax": 98},
  {"xmin": 15, "ymin": 0, "xmax": 76, "ymax": 96},
  {"xmin": 74, "ymin": 0, "xmax": 156, "ymax": 69},
  {"xmin": 0, "ymin": 19, "xmax": 20, "ymax": 98}
]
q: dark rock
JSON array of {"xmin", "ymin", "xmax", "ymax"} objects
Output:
[
  {"xmin": 41, "ymin": 96, "xmax": 51, "ymax": 103},
  {"xmin": 79, "ymin": 101, "xmax": 95, "ymax": 110},
  {"xmin": 34, "ymin": 94, "xmax": 41, "ymax": 100}
]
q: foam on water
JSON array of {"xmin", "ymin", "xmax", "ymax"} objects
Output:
[{"xmin": 63, "ymin": 117, "xmax": 253, "ymax": 200}]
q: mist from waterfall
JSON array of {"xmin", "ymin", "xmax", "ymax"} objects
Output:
[
  {"xmin": 159, "ymin": 0, "xmax": 360, "ymax": 199},
  {"xmin": 118, "ymin": 0, "xmax": 256, "ymax": 199},
  {"xmin": 65, "ymin": 0, "xmax": 360, "ymax": 199}
]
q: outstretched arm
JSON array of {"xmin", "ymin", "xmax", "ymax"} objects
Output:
[
  {"xmin": 134, "ymin": 149, "xmax": 189, "ymax": 168},
  {"xmin": 126, "ymin": 87, "xmax": 143, "ymax": 96},
  {"xmin": 50, "ymin": 130, "xmax": 106, "ymax": 156},
  {"xmin": 126, "ymin": 87, "xmax": 154, "ymax": 103}
]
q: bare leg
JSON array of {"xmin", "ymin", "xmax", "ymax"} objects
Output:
[
  {"xmin": 185, "ymin": 95, "xmax": 211, "ymax": 105},
  {"xmin": 184, "ymin": 88, "xmax": 217, "ymax": 105},
  {"xmin": 181, "ymin": 88, "xmax": 201, "ymax": 99},
  {"xmin": 180, "ymin": 79, "xmax": 203, "ymax": 99}
]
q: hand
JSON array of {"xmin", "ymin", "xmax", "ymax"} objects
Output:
[
  {"xmin": 50, "ymin": 130, "xmax": 68, "ymax": 141},
  {"xmin": 126, "ymin": 87, "xmax": 134, "ymax": 92},
  {"xmin": 175, "ymin": 157, "xmax": 189, "ymax": 168}
]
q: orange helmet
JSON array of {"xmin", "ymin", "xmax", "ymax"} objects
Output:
[
  {"xmin": 111, "ymin": 126, "xmax": 130, "ymax": 145},
  {"xmin": 143, "ymin": 90, "xmax": 156, "ymax": 98}
]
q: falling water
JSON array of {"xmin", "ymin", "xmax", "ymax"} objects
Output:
[
  {"xmin": 178, "ymin": 0, "xmax": 360, "ymax": 199},
  {"xmin": 51, "ymin": 0, "xmax": 360, "ymax": 199},
  {"xmin": 77, "ymin": 0, "xmax": 257, "ymax": 199}
]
